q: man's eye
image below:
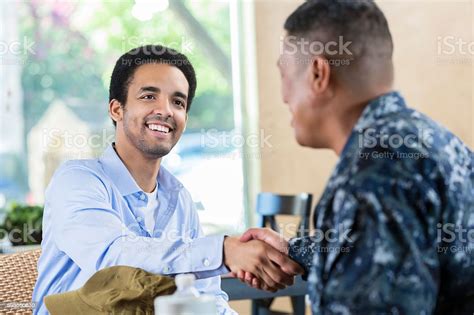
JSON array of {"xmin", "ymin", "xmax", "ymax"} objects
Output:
[
  {"xmin": 174, "ymin": 99, "xmax": 186, "ymax": 108},
  {"xmin": 142, "ymin": 95, "xmax": 155, "ymax": 100}
]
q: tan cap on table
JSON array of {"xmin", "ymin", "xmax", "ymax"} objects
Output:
[{"xmin": 44, "ymin": 265, "xmax": 176, "ymax": 315}]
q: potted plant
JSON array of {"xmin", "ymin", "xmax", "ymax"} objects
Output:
[{"xmin": 0, "ymin": 202, "xmax": 43, "ymax": 246}]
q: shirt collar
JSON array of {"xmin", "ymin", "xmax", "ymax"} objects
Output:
[
  {"xmin": 99, "ymin": 144, "xmax": 183, "ymax": 196},
  {"xmin": 340, "ymin": 91, "xmax": 406, "ymax": 157},
  {"xmin": 354, "ymin": 90, "xmax": 406, "ymax": 131}
]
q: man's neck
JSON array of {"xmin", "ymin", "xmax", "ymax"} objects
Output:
[
  {"xmin": 330, "ymin": 106, "xmax": 366, "ymax": 156},
  {"xmin": 328, "ymin": 88, "xmax": 392, "ymax": 156},
  {"xmin": 113, "ymin": 141, "xmax": 160, "ymax": 193}
]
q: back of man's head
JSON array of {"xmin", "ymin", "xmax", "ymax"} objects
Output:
[{"xmin": 284, "ymin": 0, "xmax": 394, "ymax": 90}]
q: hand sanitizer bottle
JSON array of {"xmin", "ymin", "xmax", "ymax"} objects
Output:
[{"xmin": 154, "ymin": 274, "xmax": 217, "ymax": 314}]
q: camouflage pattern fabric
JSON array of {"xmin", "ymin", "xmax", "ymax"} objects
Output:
[{"xmin": 288, "ymin": 91, "xmax": 474, "ymax": 314}]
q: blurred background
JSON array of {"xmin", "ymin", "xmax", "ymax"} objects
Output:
[
  {"xmin": 0, "ymin": 0, "xmax": 472, "ymax": 313},
  {"xmin": 0, "ymin": 0, "xmax": 255, "ymax": 239},
  {"xmin": 0, "ymin": 0, "xmax": 472, "ymax": 245}
]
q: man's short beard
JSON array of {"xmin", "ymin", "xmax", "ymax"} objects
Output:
[
  {"xmin": 135, "ymin": 137, "xmax": 171, "ymax": 158},
  {"xmin": 123, "ymin": 118, "xmax": 174, "ymax": 158}
]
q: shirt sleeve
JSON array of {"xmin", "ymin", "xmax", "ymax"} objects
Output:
[
  {"xmin": 290, "ymin": 184, "xmax": 440, "ymax": 314},
  {"xmin": 189, "ymin": 202, "xmax": 237, "ymax": 315},
  {"xmin": 48, "ymin": 165, "xmax": 228, "ymax": 280}
]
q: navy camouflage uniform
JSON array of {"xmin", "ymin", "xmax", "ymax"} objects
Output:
[{"xmin": 288, "ymin": 91, "xmax": 474, "ymax": 314}]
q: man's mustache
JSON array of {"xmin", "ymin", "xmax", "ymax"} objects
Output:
[{"xmin": 145, "ymin": 115, "xmax": 177, "ymax": 130}]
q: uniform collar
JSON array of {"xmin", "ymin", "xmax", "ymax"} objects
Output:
[
  {"xmin": 354, "ymin": 91, "xmax": 406, "ymax": 131},
  {"xmin": 340, "ymin": 91, "xmax": 407, "ymax": 157}
]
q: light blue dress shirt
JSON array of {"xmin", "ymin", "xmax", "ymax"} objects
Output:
[{"xmin": 32, "ymin": 144, "xmax": 234, "ymax": 314}]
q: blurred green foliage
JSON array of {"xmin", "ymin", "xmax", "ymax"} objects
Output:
[
  {"xmin": 1, "ymin": 203, "xmax": 43, "ymax": 246},
  {"xmin": 19, "ymin": 0, "xmax": 234, "ymax": 133}
]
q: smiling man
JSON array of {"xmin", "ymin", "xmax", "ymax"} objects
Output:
[{"xmin": 32, "ymin": 45, "xmax": 303, "ymax": 314}]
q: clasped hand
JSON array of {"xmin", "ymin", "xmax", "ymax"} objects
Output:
[{"xmin": 223, "ymin": 228, "xmax": 303, "ymax": 292}]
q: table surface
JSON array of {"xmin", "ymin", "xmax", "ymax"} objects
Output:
[{"xmin": 221, "ymin": 276, "xmax": 307, "ymax": 300}]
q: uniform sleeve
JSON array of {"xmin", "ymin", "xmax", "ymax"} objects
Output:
[
  {"xmin": 291, "ymin": 183, "xmax": 440, "ymax": 314},
  {"xmin": 288, "ymin": 235, "xmax": 319, "ymax": 280}
]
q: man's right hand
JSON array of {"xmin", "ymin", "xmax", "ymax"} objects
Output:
[{"xmin": 223, "ymin": 236, "xmax": 303, "ymax": 292}]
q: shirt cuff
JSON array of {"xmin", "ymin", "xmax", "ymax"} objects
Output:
[
  {"xmin": 189, "ymin": 234, "xmax": 229, "ymax": 279},
  {"xmin": 216, "ymin": 296, "xmax": 238, "ymax": 315}
]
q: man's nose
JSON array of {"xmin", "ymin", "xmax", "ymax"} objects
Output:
[{"xmin": 152, "ymin": 95, "xmax": 173, "ymax": 117}]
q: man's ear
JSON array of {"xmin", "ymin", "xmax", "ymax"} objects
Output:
[
  {"xmin": 310, "ymin": 56, "xmax": 331, "ymax": 94},
  {"xmin": 109, "ymin": 99, "xmax": 123, "ymax": 125}
]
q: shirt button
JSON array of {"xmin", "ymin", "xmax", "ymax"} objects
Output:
[
  {"xmin": 137, "ymin": 217, "xmax": 143, "ymax": 222},
  {"xmin": 203, "ymin": 258, "xmax": 210, "ymax": 267},
  {"xmin": 139, "ymin": 193, "xmax": 146, "ymax": 201},
  {"xmin": 164, "ymin": 266, "xmax": 172, "ymax": 273}
]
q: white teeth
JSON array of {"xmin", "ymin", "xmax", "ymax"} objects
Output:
[{"xmin": 147, "ymin": 124, "xmax": 170, "ymax": 133}]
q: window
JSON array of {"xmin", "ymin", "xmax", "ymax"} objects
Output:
[{"xmin": 0, "ymin": 0, "xmax": 252, "ymax": 235}]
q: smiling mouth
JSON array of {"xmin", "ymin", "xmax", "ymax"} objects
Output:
[{"xmin": 146, "ymin": 123, "xmax": 173, "ymax": 134}]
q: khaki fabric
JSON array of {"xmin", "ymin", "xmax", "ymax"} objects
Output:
[{"xmin": 44, "ymin": 266, "xmax": 176, "ymax": 315}]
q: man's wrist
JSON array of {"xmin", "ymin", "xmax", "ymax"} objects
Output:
[{"xmin": 223, "ymin": 235, "xmax": 236, "ymax": 270}]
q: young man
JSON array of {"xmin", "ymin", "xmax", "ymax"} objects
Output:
[
  {"xmin": 32, "ymin": 45, "xmax": 303, "ymax": 314},
  {"xmin": 240, "ymin": 1, "xmax": 473, "ymax": 314}
]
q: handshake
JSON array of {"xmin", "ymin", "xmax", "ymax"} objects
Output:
[{"xmin": 223, "ymin": 228, "xmax": 304, "ymax": 292}]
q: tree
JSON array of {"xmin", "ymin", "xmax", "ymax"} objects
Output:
[{"xmin": 20, "ymin": 0, "xmax": 235, "ymax": 133}]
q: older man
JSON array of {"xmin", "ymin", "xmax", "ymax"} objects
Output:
[{"xmin": 240, "ymin": 1, "xmax": 474, "ymax": 314}]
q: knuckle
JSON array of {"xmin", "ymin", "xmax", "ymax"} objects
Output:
[
  {"xmin": 274, "ymin": 275, "xmax": 284, "ymax": 283},
  {"xmin": 289, "ymin": 264, "xmax": 299, "ymax": 274}
]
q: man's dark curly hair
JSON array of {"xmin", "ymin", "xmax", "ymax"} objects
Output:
[{"xmin": 109, "ymin": 45, "xmax": 197, "ymax": 126}]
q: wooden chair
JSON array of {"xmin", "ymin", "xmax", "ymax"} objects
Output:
[{"xmin": 253, "ymin": 192, "xmax": 312, "ymax": 315}]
